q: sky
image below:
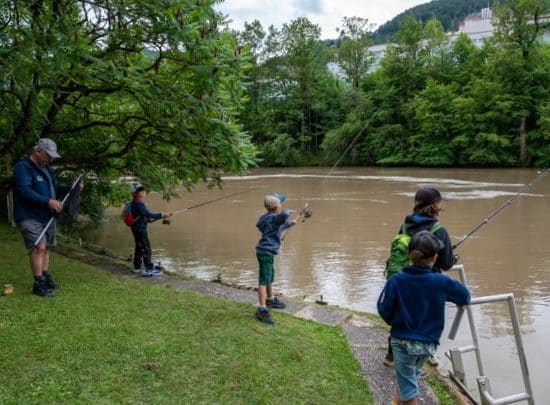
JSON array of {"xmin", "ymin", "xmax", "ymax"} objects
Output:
[{"xmin": 215, "ymin": 0, "xmax": 430, "ymax": 40}]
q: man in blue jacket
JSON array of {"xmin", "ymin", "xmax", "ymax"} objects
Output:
[
  {"xmin": 377, "ymin": 230, "xmax": 470, "ymax": 404},
  {"xmin": 13, "ymin": 138, "xmax": 73, "ymax": 297}
]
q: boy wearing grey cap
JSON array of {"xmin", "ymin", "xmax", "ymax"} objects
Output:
[
  {"xmin": 129, "ymin": 183, "xmax": 172, "ymax": 277},
  {"xmin": 377, "ymin": 231, "xmax": 470, "ymax": 405},
  {"xmin": 254, "ymin": 193, "xmax": 296, "ymax": 324}
]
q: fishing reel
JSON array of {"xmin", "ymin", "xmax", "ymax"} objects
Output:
[
  {"xmin": 162, "ymin": 218, "xmax": 171, "ymax": 225},
  {"xmin": 299, "ymin": 208, "xmax": 312, "ymax": 222}
]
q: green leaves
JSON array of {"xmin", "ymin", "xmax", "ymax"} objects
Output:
[{"xmin": 1, "ymin": 0, "xmax": 257, "ymax": 221}]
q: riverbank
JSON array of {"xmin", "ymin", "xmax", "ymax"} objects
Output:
[{"xmin": 0, "ymin": 222, "xmax": 468, "ymax": 404}]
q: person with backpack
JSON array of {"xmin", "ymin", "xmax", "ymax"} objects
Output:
[
  {"xmin": 383, "ymin": 187, "xmax": 457, "ymax": 366},
  {"xmin": 378, "ymin": 230, "xmax": 470, "ymax": 405},
  {"xmin": 12, "ymin": 138, "xmax": 84, "ymax": 297},
  {"xmin": 127, "ymin": 183, "xmax": 172, "ymax": 277}
]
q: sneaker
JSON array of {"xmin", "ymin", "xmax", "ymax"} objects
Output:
[
  {"xmin": 132, "ymin": 268, "xmax": 143, "ymax": 274},
  {"xmin": 383, "ymin": 352, "xmax": 394, "ymax": 367},
  {"xmin": 255, "ymin": 308, "xmax": 274, "ymax": 324},
  {"xmin": 266, "ymin": 297, "xmax": 286, "ymax": 309},
  {"xmin": 150, "ymin": 268, "xmax": 162, "ymax": 276},
  {"xmin": 142, "ymin": 270, "xmax": 153, "ymax": 278}
]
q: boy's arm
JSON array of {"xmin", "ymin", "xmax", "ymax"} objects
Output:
[
  {"xmin": 377, "ymin": 281, "xmax": 396, "ymax": 325},
  {"xmin": 445, "ymin": 278, "xmax": 471, "ymax": 306},
  {"xmin": 135, "ymin": 202, "xmax": 163, "ymax": 220},
  {"xmin": 435, "ymin": 227, "xmax": 455, "ymax": 270}
]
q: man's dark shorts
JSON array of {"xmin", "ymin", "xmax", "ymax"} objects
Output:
[
  {"xmin": 18, "ymin": 219, "xmax": 56, "ymax": 250},
  {"xmin": 257, "ymin": 253, "xmax": 275, "ymax": 286}
]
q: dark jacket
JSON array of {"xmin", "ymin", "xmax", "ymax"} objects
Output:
[
  {"xmin": 377, "ymin": 264, "xmax": 471, "ymax": 345},
  {"xmin": 130, "ymin": 198, "xmax": 163, "ymax": 232},
  {"xmin": 400, "ymin": 214, "xmax": 455, "ymax": 272},
  {"xmin": 256, "ymin": 209, "xmax": 295, "ymax": 255},
  {"xmin": 13, "ymin": 157, "xmax": 71, "ymax": 223}
]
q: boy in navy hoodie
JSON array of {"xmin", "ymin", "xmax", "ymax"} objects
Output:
[
  {"xmin": 377, "ymin": 230, "xmax": 470, "ymax": 405},
  {"xmin": 129, "ymin": 183, "xmax": 172, "ymax": 277},
  {"xmin": 255, "ymin": 193, "xmax": 296, "ymax": 324}
]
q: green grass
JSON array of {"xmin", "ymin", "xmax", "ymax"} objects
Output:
[{"xmin": 0, "ymin": 223, "xmax": 372, "ymax": 404}]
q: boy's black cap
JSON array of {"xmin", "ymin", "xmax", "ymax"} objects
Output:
[
  {"xmin": 414, "ymin": 187, "xmax": 442, "ymax": 209},
  {"xmin": 409, "ymin": 230, "xmax": 444, "ymax": 258}
]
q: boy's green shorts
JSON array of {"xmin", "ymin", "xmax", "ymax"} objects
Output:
[{"xmin": 256, "ymin": 253, "xmax": 275, "ymax": 286}]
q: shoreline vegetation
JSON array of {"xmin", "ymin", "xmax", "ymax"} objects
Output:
[{"xmin": 0, "ymin": 221, "xmax": 467, "ymax": 404}]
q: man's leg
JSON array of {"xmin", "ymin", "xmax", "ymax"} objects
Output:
[
  {"xmin": 30, "ymin": 244, "xmax": 54, "ymax": 297},
  {"xmin": 30, "ymin": 243, "xmax": 47, "ymax": 277}
]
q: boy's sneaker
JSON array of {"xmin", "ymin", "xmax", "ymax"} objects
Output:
[
  {"xmin": 142, "ymin": 270, "xmax": 153, "ymax": 278},
  {"xmin": 266, "ymin": 297, "xmax": 286, "ymax": 309},
  {"xmin": 132, "ymin": 268, "xmax": 143, "ymax": 274},
  {"xmin": 150, "ymin": 267, "xmax": 162, "ymax": 276},
  {"xmin": 255, "ymin": 308, "xmax": 274, "ymax": 324},
  {"xmin": 383, "ymin": 352, "xmax": 394, "ymax": 367}
]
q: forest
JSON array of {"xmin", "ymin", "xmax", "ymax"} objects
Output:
[
  {"xmin": 237, "ymin": 1, "xmax": 550, "ymax": 168},
  {"xmin": 0, "ymin": 0, "xmax": 549, "ymax": 220}
]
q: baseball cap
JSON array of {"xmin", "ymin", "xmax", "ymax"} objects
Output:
[
  {"xmin": 409, "ymin": 230, "xmax": 444, "ymax": 258},
  {"xmin": 414, "ymin": 187, "xmax": 442, "ymax": 209},
  {"xmin": 35, "ymin": 138, "xmax": 61, "ymax": 159},
  {"xmin": 264, "ymin": 193, "xmax": 286, "ymax": 209},
  {"xmin": 131, "ymin": 182, "xmax": 145, "ymax": 194}
]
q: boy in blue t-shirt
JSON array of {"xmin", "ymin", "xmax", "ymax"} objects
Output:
[
  {"xmin": 255, "ymin": 193, "xmax": 296, "ymax": 324},
  {"xmin": 377, "ymin": 230, "xmax": 470, "ymax": 404}
]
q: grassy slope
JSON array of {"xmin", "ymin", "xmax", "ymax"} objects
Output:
[{"xmin": 0, "ymin": 222, "xmax": 372, "ymax": 404}]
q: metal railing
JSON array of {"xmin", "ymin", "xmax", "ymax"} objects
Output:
[{"xmin": 446, "ymin": 264, "xmax": 534, "ymax": 405}]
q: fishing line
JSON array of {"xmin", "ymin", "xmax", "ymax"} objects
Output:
[
  {"xmin": 156, "ymin": 188, "xmax": 254, "ymax": 224},
  {"xmin": 296, "ymin": 108, "xmax": 381, "ymax": 221},
  {"xmin": 453, "ymin": 168, "xmax": 549, "ymax": 249}
]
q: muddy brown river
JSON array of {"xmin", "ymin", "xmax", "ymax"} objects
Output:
[{"xmin": 84, "ymin": 167, "xmax": 550, "ymax": 403}]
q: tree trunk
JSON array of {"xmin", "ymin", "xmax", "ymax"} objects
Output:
[{"xmin": 519, "ymin": 116, "xmax": 527, "ymax": 166}]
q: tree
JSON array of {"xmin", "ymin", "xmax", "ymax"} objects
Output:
[
  {"xmin": 0, "ymin": 0, "xmax": 256, "ymax": 219},
  {"xmin": 492, "ymin": 0, "xmax": 550, "ymax": 165},
  {"xmin": 336, "ymin": 17, "xmax": 375, "ymax": 89}
]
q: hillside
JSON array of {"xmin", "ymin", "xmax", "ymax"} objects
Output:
[{"xmin": 372, "ymin": 0, "xmax": 501, "ymax": 43}]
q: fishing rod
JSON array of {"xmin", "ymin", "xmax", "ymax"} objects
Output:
[
  {"xmin": 296, "ymin": 109, "xmax": 381, "ymax": 222},
  {"xmin": 32, "ymin": 174, "xmax": 83, "ymax": 249},
  {"xmin": 453, "ymin": 169, "xmax": 549, "ymax": 250},
  {"xmin": 158, "ymin": 188, "xmax": 254, "ymax": 224}
]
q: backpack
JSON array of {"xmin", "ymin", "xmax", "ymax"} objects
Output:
[
  {"xmin": 121, "ymin": 201, "xmax": 140, "ymax": 226},
  {"xmin": 384, "ymin": 222, "xmax": 443, "ymax": 279}
]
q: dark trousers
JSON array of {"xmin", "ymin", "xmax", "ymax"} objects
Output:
[{"xmin": 132, "ymin": 229, "xmax": 154, "ymax": 270}]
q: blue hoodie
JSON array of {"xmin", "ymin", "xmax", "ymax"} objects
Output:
[
  {"xmin": 377, "ymin": 265, "xmax": 470, "ymax": 345},
  {"xmin": 130, "ymin": 198, "xmax": 163, "ymax": 232},
  {"xmin": 256, "ymin": 209, "xmax": 296, "ymax": 255},
  {"xmin": 13, "ymin": 157, "xmax": 71, "ymax": 223},
  {"xmin": 399, "ymin": 214, "xmax": 455, "ymax": 272}
]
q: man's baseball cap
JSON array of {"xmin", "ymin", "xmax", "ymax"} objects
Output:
[
  {"xmin": 35, "ymin": 138, "xmax": 61, "ymax": 159},
  {"xmin": 414, "ymin": 187, "xmax": 442, "ymax": 209},
  {"xmin": 264, "ymin": 193, "xmax": 286, "ymax": 209},
  {"xmin": 409, "ymin": 230, "xmax": 444, "ymax": 258}
]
